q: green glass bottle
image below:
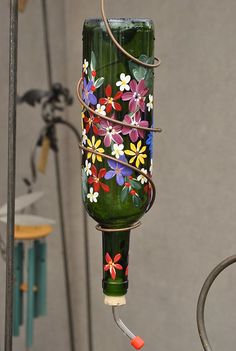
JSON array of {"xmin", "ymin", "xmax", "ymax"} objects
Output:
[{"xmin": 81, "ymin": 18, "xmax": 155, "ymax": 305}]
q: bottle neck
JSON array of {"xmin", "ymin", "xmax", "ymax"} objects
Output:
[{"xmin": 102, "ymin": 230, "xmax": 130, "ymax": 298}]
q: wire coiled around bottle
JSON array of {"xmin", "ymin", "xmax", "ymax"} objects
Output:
[{"xmin": 77, "ymin": 0, "xmax": 162, "ymax": 232}]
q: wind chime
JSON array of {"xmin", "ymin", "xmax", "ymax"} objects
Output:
[
  {"xmin": 77, "ymin": 0, "xmax": 161, "ymax": 349},
  {"xmin": 0, "ymin": 191, "xmax": 54, "ymax": 348}
]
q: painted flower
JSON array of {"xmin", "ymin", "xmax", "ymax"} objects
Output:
[
  {"xmin": 105, "ymin": 155, "xmax": 132, "ymax": 186},
  {"xmin": 125, "ymin": 140, "xmax": 147, "ymax": 168},
  {"xmin": 149, "ymin": 158, "xmax": 153, "ymax": 175},
  {"xmin": 125, "ymin": 266, "xmax": 128, "ymax": 276},
  {"xmin": 82, "ymin": 59, "xmax": 89, "ymax": 74},
  {"xmin": 82, "ymin": 129, "xmax": 87, "ymax": 145},
  {"xmin": 82, "ymin": 78, "xmax": 97, "ymax": 106},
  {"xmin": 137, "ymin": 168, "xmax": 148, "ymax": 184},
  {"xmin": 87, "ymin": 136, "xmax": 104, "ymax": 163},
  {"xmin": 122, "ymin": 111, "xmax": 149, "ymax": 142},
  {"xmin": 98, "ymin": 115, "xmax": 123, "ymax": 147},
  {"xmin": 84, "ymin": 112, "xmax": 100, "ymax": 134},
  {"xmin": 146, "ymin": 131, "xmax": 153, "ymax": 155},
  {"xmin": 104, "ymin": 253, "xmax": 123, "ymax": 280},
  {"xmin": 81, "ymin": 111, "xmax": 86, "ymax": 129},
  {"xmin": 84, "ymin": 159, "xmax": 92, "ymax": 176},
  {"xmin": 99, "ymin": 85, "xmax": 123, "ymax": 113},
  {"xmin": 147, "ymin": 94, "xmax": 153, "ymax": 111},
  {"xmin": 87, "ymin": 187, "xmax": 99, "ymax": 203},
  {"xmin": 144, "ymin": 183, "xmax": 151, "ymax": 196},
  {"xmin": 95, "ymin": 104, "xmax": 106, "ymax": 116},
  {"xmin": 116, "ymin": 73, "xmax": 131, "ymax": 92},
  {"xmin": 111, "ymin": 143, "xmax": 124, "ymax": 159},
  {"xmin": 122, "ymin": 79, "xmax": 149, "ymax": 112},
  {"xmin": 88, "ymin": 165, "xmax": 110, "ymax": 193}
]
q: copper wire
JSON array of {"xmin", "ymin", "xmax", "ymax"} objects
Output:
[
  {"xmin": 101, "ymin": 0, "xmax": 161, "ymax": 69},
  {"xmin": 78, "ymin": 4, "xmax": 161, "ymax": 232},
  {"xmin": 96, "ymin": 222, "xmax": 141, "ymax": 232}
]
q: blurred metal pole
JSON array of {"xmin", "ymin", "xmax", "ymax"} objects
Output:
[
  {"xmin": 41, "ymin": 2, "xmax": 75, "ymax": 351},
  {"xmin": 5, "ymin": 1, "xmax": 18, "ymax": 351}
]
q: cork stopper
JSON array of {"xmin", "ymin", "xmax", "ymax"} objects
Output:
[{"xmin": 104, "ymin": 295, "xmax": 126, "ymax": 306}]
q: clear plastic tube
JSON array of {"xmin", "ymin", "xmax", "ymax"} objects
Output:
[{"xmin": 112, "ymin": 307, "xmax": 135, "ymax": 340}]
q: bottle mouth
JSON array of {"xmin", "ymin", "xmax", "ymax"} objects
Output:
[
  {"xmin": 85, "ymin": 17, "xmax": 153, "ymax": 22},
  {"xmin": 84, "ymin": 18, "xmax": 154, "ymax": 29}
]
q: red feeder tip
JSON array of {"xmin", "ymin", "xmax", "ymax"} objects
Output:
[{"xmin": 131, "ymin": 336, "xmax": 145, "ymax": 350}]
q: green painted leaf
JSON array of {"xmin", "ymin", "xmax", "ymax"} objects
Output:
[
  {"xmin": 91, "ymin": 51, "xmax": 96, "ymax": 71},
  {"xmin": 128, "ymin": 55, "xmax": 154, "ymax": 83},
  {"xmin": 133, "ymin": 195, "xmax": 141, "ymax": 207},
  {"xmin": 121, "ymin": 187, "xmax": 129, "ymax": 202},
  {"xmin": 94, "ymin": 77, "xmax": 104, "ymax": 89},
  {"xmin": 129, "ymin": 179, "xmax": 141, "ymax": 190},
  {"xmin": 139, "ymin": 54, "xmax": 149, "ymax": 62},
  {"xmin": 87, "ymin": 67, "xmax": 92, "ymax": 81},
  {"xmin": 133, "ymin": 66, "xmax": 147, "ymax": 81}
]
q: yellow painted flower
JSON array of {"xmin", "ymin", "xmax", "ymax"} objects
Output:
[
  {"xmin": 125, "ymin": 140, "xmax": 147, "ymax": 168},
  {"xmin": 87, "ymin": 136, "xmax": 104, "ymax": 163}
]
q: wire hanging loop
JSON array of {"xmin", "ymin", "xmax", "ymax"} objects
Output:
[
  {"xmin": 101, "ymin": 0, "xmax": 161, "ymax": 68},
  {"xmin": 197, "ymin": 255, "xmax": 236, "ymax": 351}
]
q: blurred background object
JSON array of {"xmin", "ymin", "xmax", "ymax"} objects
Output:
[{"xmin": 18, "ymin": 0, "xmax": 28, "ymax": 13}]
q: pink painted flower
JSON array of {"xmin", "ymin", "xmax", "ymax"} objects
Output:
[
  {"xmin": 98, "ymin": 115, "xmax": 123, "ymax": 147},
  {"xmin": 104, "ymin": 253, "xmax": 123, "ymax": 280},
  {"xmin": 122, "ymin": 79, "xmax": 149, "ymax": 112},
  {"xmin": 122, "ymin": 111, "xmax": 149, "ymax": 142}
]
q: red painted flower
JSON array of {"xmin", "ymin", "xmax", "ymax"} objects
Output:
[
  {"xmin": 84, "ymin": 112, "xmax": 100, "ymax": 135},
  {"xmin": 104, "ymin": 253, "xmax": 123, "ymax": 280},
  {"xmin": 88, "ymin": 165, "xmax": 110, "ymax": 193},
  {"xmin": 144, "ymin": 183, "xmax": 152, "ymax": 198},
  {"xmin": 99, "ymin": 85, "xmax": 123, "ymax": 113},
  {"xmin": 125, "ymin": 266, "xmax": 128, "ymax": 276}
]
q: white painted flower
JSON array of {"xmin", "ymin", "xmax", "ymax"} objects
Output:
[
  {"xmin": 116, "ymin": 73, "xmax": 131, "ymax": 92},
  {"xmin": 87, "ymin": 187, "xmax": 99, "ymax": 203},
  {"xmin": 95, "ymin": 104, "xmax": 106, "ymax": 116},
  {"xmin": 84, "ymin": 160, "xmax": 92, "ymax": 176},
  {"xmin": 137, "ymin": 168, "xmax": 148, "ymax": 184},
  {"xmin": 111, "ymin": 143, "xmax": 124, "ymax": 159},
  {"xmin": 149, "ymin": 159, "xmax": 153, "ymax": 176},
  {"xmin": 147, "ymin": 94, "xmax": 153, "ymax": 112},
  {"xmin": 82, "ymin": 129, "xmax": 87, "ymax": 145},
  {"xmin": 82, "ymin": 59, "xmax": 89, "ymax": 74}
]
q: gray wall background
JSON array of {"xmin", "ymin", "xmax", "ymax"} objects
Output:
[{"xmin": 1, "ymin": 0, "xmax": 236, "ymax": 351}]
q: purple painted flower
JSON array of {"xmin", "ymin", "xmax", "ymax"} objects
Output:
[
  {"xmin": 146, "ymin": 131, "xmax": 153, "ymax": 156},
  {"xmin": 122, "ymin": 79, "xmax": 149, "ymax": 112},
  {"xmin": 82, "ymin": 78, "xmax": 97, "ymax": 106},
  {"xmin": 122, "ymin": 111, "xmax": 149, "ymax": 142},
  {"xmin": 98, "ymin": 115, "xmax": 123, "ymax": 147},
  {"xmin": 105, "ymin": 155, "xmax": 132, "ymax": 186}
]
